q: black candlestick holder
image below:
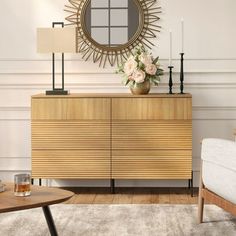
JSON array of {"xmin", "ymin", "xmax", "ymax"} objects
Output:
[
  {"xmin": 168, "ymin": 66, "xmax": 174, "ymax": 94},
  {"xmin": 180, "ymin": 53, "xmax": 185, "ymax": 94}
]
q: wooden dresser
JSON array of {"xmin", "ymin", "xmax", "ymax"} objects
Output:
[{"xmin": 31, "ymin": 93, "xmax": 192, "ymax": 191}]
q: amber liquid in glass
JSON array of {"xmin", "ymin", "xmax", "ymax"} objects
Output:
[{"xmin": 14, "ymin": 182, "xmax": 31, "ymax": 196}]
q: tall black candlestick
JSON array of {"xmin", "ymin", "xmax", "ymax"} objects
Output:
[
  {"xmin": 168, "ymin": 66, "xmax": 174, "ymax": 94},
  {"xmin": 180, "ymin": 53, "xmax": 184, "ymax": 94}
]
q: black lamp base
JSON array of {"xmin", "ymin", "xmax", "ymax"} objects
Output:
[{"xmin": 46, "ymin": 90, "xmax": 69, "ymax": 95}]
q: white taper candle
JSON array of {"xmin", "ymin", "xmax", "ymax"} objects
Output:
[
  {"xmin": 169, "ymin": 30, "xmax": 172, "ymax": 66},
  {"xmin": 181, "ymin": 18, "xmax": 184, "ymax": 53}
]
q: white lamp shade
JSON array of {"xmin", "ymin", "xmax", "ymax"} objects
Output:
[{"xmin": 37, "ymin": 27, "xmax": 77, "ymax": 53}]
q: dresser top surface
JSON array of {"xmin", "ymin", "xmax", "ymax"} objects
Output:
[{"xmin": 32, "ymin": 93, "xmax": 192, "ymax": 99}]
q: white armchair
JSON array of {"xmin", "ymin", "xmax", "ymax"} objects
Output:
[{"xmin": 198, "ymin": 138, "xmax": 236, "ymax": 223}]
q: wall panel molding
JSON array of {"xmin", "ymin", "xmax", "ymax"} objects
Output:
[
  {"xmin": 0, "ymin": 107, "xmax": 29, "ymax": 111},
  {"xmin": 0, "ymin": 83, "xmax": 236, "ymax": 90},
  {"xmin": 0, "ymin": 170, "xmax": 30, "ymax": 173},
  {"xmin": 0, "ymin": 156, "xmax": 30, "ymax": 159},
  {"xmin": 0, "ymin": 107, "xmax": 30, "ymax": 120},
  {"xmin": 1, "ymin": 71, "xmax": 236, "ymax": 75},
  {"xmin": 0, "ymin": 158, "xmax": 30, "ymax": 171},
  {"xmin": 1, "ymin": 59, "xmax": 236, "ymax": 74}
]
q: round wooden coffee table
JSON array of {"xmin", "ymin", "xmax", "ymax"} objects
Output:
[{"xmin": 0, "ymin": 183, "xmax": 74, "ymax": 236}]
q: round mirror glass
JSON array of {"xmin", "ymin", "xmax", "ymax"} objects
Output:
[{"xmin": 84, "ymin": 0, "xmax": 139, "ymax": 47}]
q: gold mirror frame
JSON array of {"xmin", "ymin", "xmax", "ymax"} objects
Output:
[{"xmin": 65, "ymin": 0, "xmax": 161, "ymax": 67}]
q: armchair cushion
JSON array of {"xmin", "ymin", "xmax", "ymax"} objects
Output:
[
  {"xmin": 201, "ymin": 138, "xmax": 236, "ymax": 172},
  {"xmin": 201, "ymin": 138, "xmax": 236, "ymax": 204}
]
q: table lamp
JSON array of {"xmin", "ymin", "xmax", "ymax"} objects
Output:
[{"xmin": 37, "ymin": 22, "xmax": 77, "ymax": 95}]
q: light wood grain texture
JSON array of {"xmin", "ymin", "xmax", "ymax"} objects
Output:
[
  {"xmin": 111, "ymin": 97, "xmax": 192, "ymax": 180},
  {"xmin": 112, "ymin": 121, "xmax": 192, "ymax": 150},
  {"xmin": 31, "ymin": 94, "xmax": 192, "ymax": 182},
  {"xmin": 112, "ymin": 193, "xmax": 133, "ymax": 204},
  {"xmin": 32, "ymin": 93, "xmax": 192, "ymax": 98},
  {"xmin": 112, "ymin": 98, "xmax": 192, "ymax": 120},
  {"xmin": 93, "ymin": 194, "xmax": 114, "ymax": 204},
  {"xmin": 112, "ymin": 150, "xmax": 192, "ymax": 179},
  {"xmin": 31, "ymin": 97, "xmax": 111, "ymax": 179},
  {"xmin": 0, "ymin": 184, "xmax": 73, "ymax": 213},
  {"xmin": 198, "ymin": 162, "xmax": 205, "ymax": 223},
  {"xmin": 201, "ymin": 188, "xmax": 236, "ymax": 216},
  {"xmin": 169, "ymin": 188, "xmax": 190, "ymax": 204},
  {"xmin": 64, "ymin": 187, "xmax": 198, "ymax": 204},
  {"xmin": 31, "ymin": 98, "xmax": 110, "ymax": 120},
  {"xmin": 32, "ymin": 150, "xmax": 110, "ymax": 179},
  {"xmin": 32, "ymin": 121, "xmax": 110, "ymax": 150}
]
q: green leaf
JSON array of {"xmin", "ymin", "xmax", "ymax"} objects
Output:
[
  {"xmin": 153, "ymin": 56, "xmax": 159, "ymax": 64},
  {"xmin": 156, "ymin": 69, "xmax": 164, "ymax": 76},
  {"xmin": 125, "ymin": 80, "xmax": 130, "ymax": 86}
]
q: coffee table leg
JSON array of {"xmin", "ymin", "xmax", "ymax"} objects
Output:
[{"xmin": 42, "ymin": 206, "xmax": 58, "ymax": 236}]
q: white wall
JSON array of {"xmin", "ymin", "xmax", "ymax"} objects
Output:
[{"xmin": 0, "ymin": 0, "xmax": 236, "ymax": 187}]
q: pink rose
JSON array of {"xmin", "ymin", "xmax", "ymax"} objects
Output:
[
  {"xmin": 133, "ymin": 69, "xmax": 146, "ymax": 84},
  {"xmin": 145, "ymin": 64, "xmax": 157, "ymax": 75},
  {"xmin": 124, "ymin": 57, "xmax": 137, "ymax": 76},
  {"xmin": 128, "ymin": 76, "xmax": 134, "ymax": 81},
  {"xmin": 139, "ymin": 53, "xmax": 152, "ymax": 66}
]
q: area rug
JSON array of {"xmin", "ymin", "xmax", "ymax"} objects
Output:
[{"xmin": 0, "ymin": 204, "xmax": 235, "ymax": 236}]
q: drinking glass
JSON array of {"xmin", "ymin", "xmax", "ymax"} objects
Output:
[{"xmin": 14, "ymin": 174, "xmax": 31, "ymax": 197}]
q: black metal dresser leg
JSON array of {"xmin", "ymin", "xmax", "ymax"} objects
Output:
[
  {"xmin": 191, "ymin": 171, "xmax": 194, "ymax": 197},
  {"xmin": 110, "ymin": 179, "xmax": 115, "ymax": 194}
]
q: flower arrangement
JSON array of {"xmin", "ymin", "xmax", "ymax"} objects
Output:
[{"xmin": 117, "ymin": 46, "xmax": 164, "ymax": 90}]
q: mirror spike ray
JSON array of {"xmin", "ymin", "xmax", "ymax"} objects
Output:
[{"xmin": 65, "ymin": 0, "xmax": 161, "ymax": 67}]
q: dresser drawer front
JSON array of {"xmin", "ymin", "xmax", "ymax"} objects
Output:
[
  {"xmin": 112, "ymin": 150, "xmax": 192, "ymax": 179},
  {"xmin": 31, "ymin": 94, "xmax": 193, "ymax": 181},
  {"xmin": 32, "ymin": 98, "xmax": 110, "ymax": 120},
  {"xmin": 32, "ymin": 150, "xmax": 110, "ymax": 179},
  {"xmin": 112, "ymin": 121, "xmax": 192, "ymax": 150},
  {"xmin": 112, "ymin": 98, "xmax": 192, "ymax": 120},
  {"xmin": 32, "ymin": 121, "xmax": 110, "ymax": 150}
]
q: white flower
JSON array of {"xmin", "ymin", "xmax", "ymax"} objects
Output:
[
  {"xmin": 156, "ymin": 61, "xmax": 160, "ymax": 68},
  {"xmin": 133, "ymin": 69, "xmax": 146, "ymax": 84},
  {"xmin": 139, "ymin": 53, "xmax": 152, "ymax": 66},
  {"xmin": 145, "ymin": 64, "xmax": 157, "ymax": 75},
  {"xmin": 124, "ymin": 57, "xmax": 137, "ymax": 76}
]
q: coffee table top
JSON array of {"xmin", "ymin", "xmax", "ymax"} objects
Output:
[{"xmin": 0, "ymin": 183, "xmax": 74, "ymax": 213}]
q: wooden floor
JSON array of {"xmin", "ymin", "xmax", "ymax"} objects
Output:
[{"xmin": 63, "ymin": 187, "xmax": 199, "ymax": 204}]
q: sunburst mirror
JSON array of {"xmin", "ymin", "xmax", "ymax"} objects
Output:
[{"xmin": 65, "ymin": 0, "xmax": 161, "ymax": 67}]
